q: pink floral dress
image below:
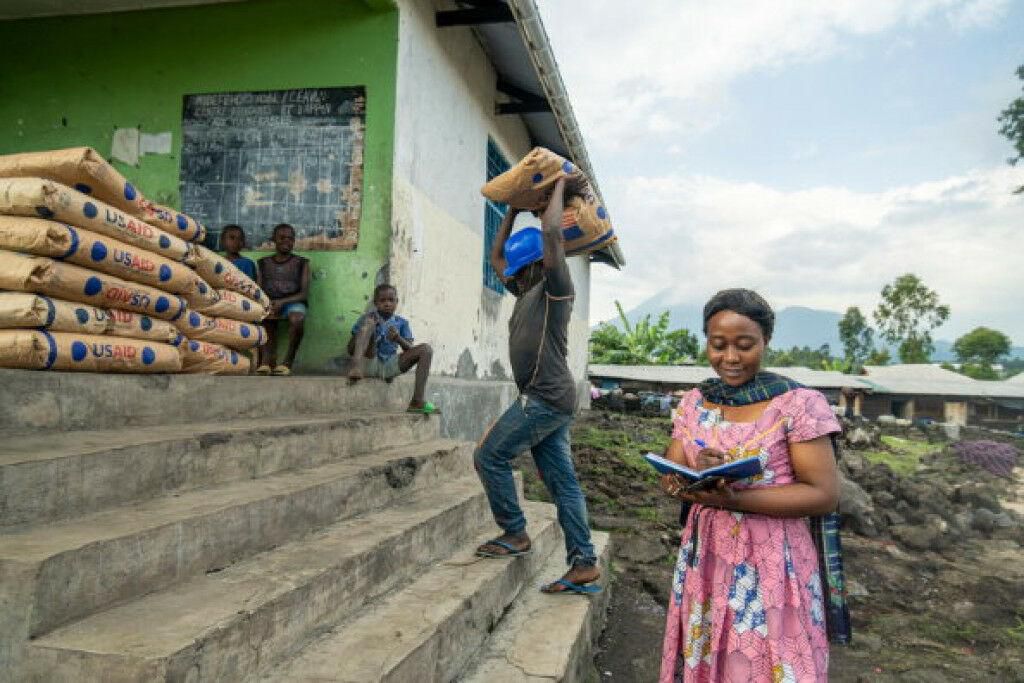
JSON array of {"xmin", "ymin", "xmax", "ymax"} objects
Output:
[{"xmin": 660, "ymin": 388, "xmax": 841, "ymax": 683}]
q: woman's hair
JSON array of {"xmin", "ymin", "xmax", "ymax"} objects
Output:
[
  {"xmin": 702, "ymin": 288, "xmax": 775, "ymax": 341},
  {"xmin": 219, "ymin": 224, "xmax": 245, "ymax": 250}
]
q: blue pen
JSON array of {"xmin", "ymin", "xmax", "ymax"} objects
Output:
[{"xmin": 695, "ymin": 439, "xmax": 707, "ymax": 449}]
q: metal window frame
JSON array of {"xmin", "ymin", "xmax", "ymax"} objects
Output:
[{"xmin": 483, "ymin": 138, "xmax": 511, "ymax": 294}]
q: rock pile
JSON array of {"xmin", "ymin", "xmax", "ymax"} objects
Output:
[{"xmin": 836, "ymin": 429, "xmax": 1022, "ymax": 552}]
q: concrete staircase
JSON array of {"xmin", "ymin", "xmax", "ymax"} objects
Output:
[{"xmin": 0, "ymin": 370, "xmax": 610, "ymax": 682}]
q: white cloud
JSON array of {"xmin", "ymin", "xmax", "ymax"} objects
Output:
[
  {"xmin": 589, "ymin": 166, "xmax": 1024, "ymax": 341},
  {"xmin": 539, "ymin": 0, "xmax": 1012, "ymax": 145}
]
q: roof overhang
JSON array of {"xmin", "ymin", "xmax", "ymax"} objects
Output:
[
  {"xmin": 442, "ymin": 0, "xmax": 625, "ymax": 268},
  {"xmin": 0, "ymin": 0, "xmax": 248, "ymax": 20}
]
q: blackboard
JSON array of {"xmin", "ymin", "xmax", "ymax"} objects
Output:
[{"xmin": 179, "ymin": 87, "xmax": 365, "ymax": 251}]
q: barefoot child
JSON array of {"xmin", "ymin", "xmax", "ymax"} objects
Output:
[
  {"xmin": 219, "ymin": 224, "xmax": 257, "ymax": 280},
  {"xmin": 348, "ymin": 284, "xmax": 435, "ymax": 414},
  {"xmin": 256, "ymin": 224, "xmax": 310, "ymax": 376}
]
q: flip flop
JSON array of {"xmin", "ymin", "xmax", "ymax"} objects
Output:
[
  {"xmin": 272, "ymin": 365, "xmax": 291, "ymax": 376},
  {"xmin": 475, "ymin": 539, "xmax": 532, "ymax": 558},
  {"xmin": 255, "ymin": 365, "xmax": 272, "ymax": 376},
  {"xmin": 540, "ymin": 578, "xmax": 603, "ymax": 595},
  {"xmin": 406, "ymin": 402, "xmax": 439, "ymax": 415}
]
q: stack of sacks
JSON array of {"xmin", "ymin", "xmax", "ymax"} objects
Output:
[
  {"xmin": 0, "ymin": 170, "xmax": 198, "ymax": 372},
  {"xmin": 0, "ymin": 150, "xmax": 270, "ymax": 375},
  {"xmin": 481, "ymin": 146, "xmax": 616, "ymax": 256},
  {"xmin": 0, "ymin": 147, "xmax": 207, "ymax": 244},
  {"xmin": 0, "ymin": 250, "xmax": 183, "ymax": 373},
  {"xmin": 172, "ymin": 245, "xmax": 269, "ymax": 375},
  {"xmin": 0, "ymin": 174, "xmax": 212, "ymax": 373}
]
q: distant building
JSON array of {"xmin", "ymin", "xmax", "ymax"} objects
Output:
[
  {"xmin": 861, "ymin": 365, "xmax": 1024, "ymax": 429},
  {"xmin": 588, "ymin": 363, "xmax": 1024, "ymax": 429},
  {"xmin": 587, "ymin": 364, "xmax": 866, "ymax": 404}
]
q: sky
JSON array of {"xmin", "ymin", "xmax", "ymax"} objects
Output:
[{"xmin": 536, "ymin": 0, "xmax": 1024, "ymax": 343}]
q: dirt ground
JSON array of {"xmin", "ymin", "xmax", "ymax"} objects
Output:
[{"xmin": 519, "ymin": 411, "xmax": 1024, "ymax": 683}]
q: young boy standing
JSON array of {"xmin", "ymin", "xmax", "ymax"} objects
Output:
[
  {"xmin": 257, "ymin": 223, "xmax": 309, "ymax": 376},
  {"xmin": 348, "ymin": 284, "xmax": 435, "ymax": 413},
  {"xmin": 219, "ymin": 224, "xmax": 257, "ymax": 280}
]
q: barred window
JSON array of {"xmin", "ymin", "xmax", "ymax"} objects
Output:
[{"xmin": 483, "ymin": 139, "xmax": 510, "ymax": 294}]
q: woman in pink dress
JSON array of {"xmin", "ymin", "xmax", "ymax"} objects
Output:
[{"xmin": 659, "ymin": 289, "xmax": 841, "ymax": 683}]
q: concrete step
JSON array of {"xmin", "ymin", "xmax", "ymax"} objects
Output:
[
  {"xmin": 24, "ymin": 477, "xmax": 493, "ymax": 683},
  {"xmin": 460, "ymin": 531, "xmax": 612, "ymax": 683},
  {"xmin": 0, "ymin": 369, "xmax": 417, "ymax": 436},
  {"xmin": 0, "ymin": 440, "xmax": 470, "ymax": 642},
  {"xmin": 263, "ymin": 501, "xmax": 562, "ymax": 682},
  {"xmin": 0, "ymin": 411, "xmax": 439, "ymax": 528}
]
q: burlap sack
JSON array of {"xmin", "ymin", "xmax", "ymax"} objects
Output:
[
  {"xmin": 0, "ymin": 292, "xmax": 106, "ymax": 334},
  {"xmin": 0, "ymin": 216, "xmax": 206, "ymax": 295},
  {"xmin": 174, "ymin": 309, "xmax": 266, "ymax": 350},
  {"xmin": 174, "ymin": 336, "xmax": 251, "ymax": 375},
  {"xmin": 193, "ymin": 245, "xmax": 267, "ymax": 303},
  {"xmin": 136, "ymin": 200, "xmax": 206, "ymax": 244},
  {"xmin": 103, "ymin": 309, "xmax": 179, "ymax": 343},
  {"xmin": 562, "ymin": 194, "xmax": 616, "ymax": 256},
  {"xmin": 197, "ymin": 288, "xmax": 268, "ymax": 323},
  {"xmin": 0, "ymin": 251, "xmax": 186, "ymax": 321},
  {"xmin": 0, "ymin": 330, "xmax": 181, "ymax": 373},
  {"xmin": 0, "ymin": 292, "xmax": 177, "ymax": 342},
  {"xmin": 0, "ymin": 177, "xmax": 195, "ymax": 264},
  {"xmin": 180, "ymin": 278, "xmax": 222, "ymax": 311},
  {"xmin": 0, "ymin": 147, "xmax": 205, "ymax": 243},
  {"xmin": 481, "ymin": 147, "xmax": 584, "ymax": 210}
]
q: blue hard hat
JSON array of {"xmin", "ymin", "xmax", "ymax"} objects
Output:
[{"xmin": 503, "ymin": 227, "xmax": 544, "ymax": 278}]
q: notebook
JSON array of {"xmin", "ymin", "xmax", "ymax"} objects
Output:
[{"xmin": 644, "ymin": 453, "xmax": 762, "ymax": 483}]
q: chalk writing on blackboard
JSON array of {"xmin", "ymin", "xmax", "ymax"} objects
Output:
[{"xmin": 180, "ymin": 87, "xmax": 365, "ymax": 251}]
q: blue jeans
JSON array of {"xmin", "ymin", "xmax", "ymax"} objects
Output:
[{"xmin": 474, "ymin": 394, "xmax": 597, "ymax": 567}]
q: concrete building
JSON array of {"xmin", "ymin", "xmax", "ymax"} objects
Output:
[
  {"xmin": 589, "ymin": 363, "xmax": 1024, "ymax": 429},
  {"xmin": 859, "ymin": 364, "xmax": 1024, "ymax": 429},
  {"xmin": 588, "ymin": 364, "xmax": 867, "ymax": 405},
  {"xmin": 0, "ymin": 0, "xmax": 623, "ymax": 437}
]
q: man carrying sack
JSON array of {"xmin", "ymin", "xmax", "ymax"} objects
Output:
[{"xmin": 473, "ymin": 177, "xmax": 601, "ymax": 596}]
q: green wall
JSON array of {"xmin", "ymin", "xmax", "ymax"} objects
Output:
[{"xmin": 0, "ymin": 0, "xmax": 398, "ymax": 371}]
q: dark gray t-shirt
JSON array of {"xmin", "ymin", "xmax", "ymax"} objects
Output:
[{"xmin": 507, "ymin": 258, "xmax": 576, "ymax": 414}]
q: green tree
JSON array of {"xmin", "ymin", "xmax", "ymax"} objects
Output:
[
  {"xmin": 998, "ymin": 64, "xmax": 1024, "ymax": 193},
  {"xmin": 837, "ymin": 306, "xmax": 874, "ymax": 371},
  {"xmin": 589, "ymin": 301, "xmax": 699, "ymax": 365},
  {"xmin": 873, "ymin": 274, "xmax": 950, "ymax": 363},
  {"xmin": 866, "ymin": 347, "xmax": 891, "ymax": 366},
  {"xmin": 953, "ymin": 327, "xmax": 1012, "ymax": 366},
  {"xmin": 960, "ymin": 363, "xmax": 1000, "ymax": 380},
  {"xmin": 765, "ymin": 344, "xmax": 836, "ymax": 370}
]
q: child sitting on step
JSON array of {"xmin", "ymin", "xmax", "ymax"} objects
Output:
[
  {"xmin": 219, "ymin": 224, "xmax": 257, "ymax": 281},
  {"xmin": 348, "ymin": 284, "xmax": 435, "ymax": 414},
  {"xmin": 256, "ymin": 223, "xmax": 310, "ymax": 376}
]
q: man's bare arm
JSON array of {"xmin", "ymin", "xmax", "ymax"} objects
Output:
[
  {"xmin": 541, "ymin": 178, "xmax": 567, "ymax": 270},
  {"xmin": 490, "ymin": 207, "xmax": 520, "ymax": 281}
]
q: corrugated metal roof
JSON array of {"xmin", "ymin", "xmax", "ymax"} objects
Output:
[
  {"xmin": 588, "ymin": 364, "xmax": 716, "ymax": 385},
  {"xmin": 589, "ymin": 363, "xmax": 1024, "ymax": 399},
  {"xmin": 588, "ymin": 365, "xmax": 869, "ymax": 390},
  {"xmin": 861, "ymin": 364, "xmax": 1024, "ymax": 399}
]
